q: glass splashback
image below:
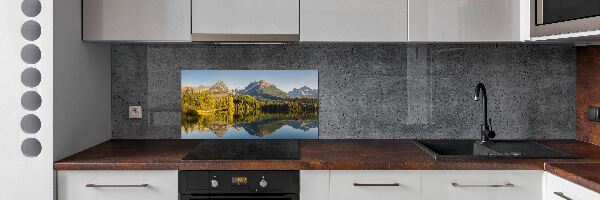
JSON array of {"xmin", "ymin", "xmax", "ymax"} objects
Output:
[{"xmin": 181, "ymin": 70, "xmax": 319, "ymax": 139}]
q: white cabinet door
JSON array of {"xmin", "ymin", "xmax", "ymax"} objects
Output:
[
  {"xmin": 421, "ymin": 170, "xmax": 543, "ymax": 200},
  {"xmin": 330, "ymin": 170, "xmax": 420, "ymax": 200},
  {"xmin": 409, "ymin": 0, "xmax": 529, "ymax": 42},
  {"xmin": 301, "ymin": 0, "xmax": 408, "ymax": 42},
  {"xmin": 545, "ymin": 172, "xmax": 600, "ymax": 200},
  {"xmin": 301, "ymin": 170, "xmax": 330, "ymax": 200},
  {"xmin": 57, "ymin": 170, "xmax": 178, "ymax": 200},
  {"xmin": 191, "ymin": 0, "xmax": 299, "ymax": 37},
  {"xmin": 82, "ymin": 0, "xmax": 191, "ymax": 41}
]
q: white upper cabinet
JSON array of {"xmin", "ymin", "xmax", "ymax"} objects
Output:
[
  {"xmin": 83, "ymin": 0, "xmax": 191, "ymax": 42},
  {"xmin": 300, "ymin": 0, "xmax": 408, "ymax": 42},
  {"xmin": 409, "ymin": 0, "xmax": 530, "ymax": 42},
  {"xmin": 80, "ymin": 0, "xmax": 535, "ymax": 42},
  {"xmin": 191, "ymin": 0, "xmax": 300, "ymax": 41}
]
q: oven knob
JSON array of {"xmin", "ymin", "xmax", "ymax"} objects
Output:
[
  {"xmin": 211, "ymin": 180, "xmax": 219, "ymax": 188},
  {"xmin": 259, "ymin": 179, "xmax": 268, "ymax": 188}
]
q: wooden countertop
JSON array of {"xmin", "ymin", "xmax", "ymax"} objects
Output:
[
  {"xmin": 54, "ymin": 139, "xmax": 600, "ymax": 193},
  {"xmin": 54, "ymin": 139, "xmax": 600, "ymax": 170}
]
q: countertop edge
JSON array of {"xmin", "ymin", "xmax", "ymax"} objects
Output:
[{"xmin": 545, "ymin": 162, "xmax": 600, "ymax": 194}]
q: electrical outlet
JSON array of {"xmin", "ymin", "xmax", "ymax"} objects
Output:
[
  {"xmin": 129, "ymin": 106, "xmax": 142, "ymax": 119},
  {"xmin": 588, "ymin": 106, "xmax": 600, "ymax": 122}
]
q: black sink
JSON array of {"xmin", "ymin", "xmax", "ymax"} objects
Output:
[{"xmin": 412, "ymin": 140, "xmax": 577, "ymax": 160}]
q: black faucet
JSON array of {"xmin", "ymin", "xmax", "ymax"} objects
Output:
[{"xmin": 474, "ymin": 83, "xmax": 495, "ymax": 142}]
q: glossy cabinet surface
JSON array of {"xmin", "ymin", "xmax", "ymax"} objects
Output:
[
  {"xmin": 81, "ymin": 0, "xmax": 533, "ymax": 42},
  {"xmin": 57, "ymin": 170, "xmax": 600, "ymax": 200},
  {"xmin": 191, "ymin": 0, "xmax": 299, "ymax": 35},
  {"xmin": 330, "ymin": 170, "xmax": 421, "ymax": 200},
  {"xmin": 300, "ymin": 0, "xmax": 408, "ymax": 42},
  {"xmin": 421, "ymin": 170, "xmax": 543, "ymax": 200},
  {"xmin": 301, "ymin": 170, "xmax": 545, "ymax": 200},
  {"xmin": 57, "ymin": 170, "xmax": 178, "ymax": 200},
  {"xmin": 545, "ymin": 172, "xmax": 600, "ymax": 200},
  {"xmin": 82, "ymin": 0, "xmax": 191, "ymax": 41},
  {"xmin": 409, "ymin": 0, "xmax": 529, "ymax": 42},
  {"xmin": 300, "ymin": 170, "xmax": 330, "ymax": 200}
]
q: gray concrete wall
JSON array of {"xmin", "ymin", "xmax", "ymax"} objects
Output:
[{"xmin": 111, "ymin": 43, "xmax": 576, "ymax": 139}]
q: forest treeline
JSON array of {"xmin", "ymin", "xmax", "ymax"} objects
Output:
[{"xmin": 181, "ymin": 89, "xmax": 319, "ymax": 118}]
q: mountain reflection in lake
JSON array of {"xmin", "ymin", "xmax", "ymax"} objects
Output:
[
  {"xmin": 181, "ymin": 112, "xmax": 318, "ymax": 139},
  {"xmin": 180, "ymin": 71, "xmax": 320, "ymax": 139}
]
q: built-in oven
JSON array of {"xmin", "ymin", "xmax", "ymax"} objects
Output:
[
  {"xmin": 179, "ymin": 171, "xmax": 299, "ymax": 200},
  {"xmin": 532, "ymin": 0, "xmax": 600, "ymax": 37}
]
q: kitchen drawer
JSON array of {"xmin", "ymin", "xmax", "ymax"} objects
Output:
[
  {"xmin": 421, "ymin": 170, "xmax": 543, "ymax": 200},
  {"xmin": 545, "ymin": 172, "xmax": 600, "ymax": 200},
  {"xmin": 330, "ymin": 170, "xmax": 420, "ymax": 200},
  {"xmin": 57, "ymin": 170, "xmax": 178, "ymax": 200}
]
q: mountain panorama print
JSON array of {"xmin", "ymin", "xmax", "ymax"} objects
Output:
[{"xmin": 181, "ymin": 70, "xmax": 319, "ymax": 139}]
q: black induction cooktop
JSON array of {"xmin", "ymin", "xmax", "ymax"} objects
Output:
[{"xmin": 182, "ymin": 140, "xmax": 300, "ymax": 160}]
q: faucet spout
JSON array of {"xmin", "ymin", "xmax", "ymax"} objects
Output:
[{"xmin": 474, "ymin": 83, "xmax": 495, "ymax": 142}]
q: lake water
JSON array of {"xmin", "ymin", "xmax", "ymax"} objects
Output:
[
  {"xmin": 181, "ymin": 125, "xmax": 318, "ymax": 139},
  {"xmin": 181, "ymin": 118, "xmax": 319, "ymax": 139}
]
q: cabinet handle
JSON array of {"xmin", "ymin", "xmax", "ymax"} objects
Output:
[
  {"xmin": 553, "ymin": 192, "xmax": 573, "ymax": 200},
  {"xmin": 451, "ymin": 182, "xmax": 514, "ymax": 188},
  {"xmin": 353, "ymin": 183, "xmax": 400, "ymax": 187},
  {"xmin": 85, "ymin": 184, "xmax": 149, "ymax": 188}
]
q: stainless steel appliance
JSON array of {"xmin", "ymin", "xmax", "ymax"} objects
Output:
[
  {"xmin": 179, "ymin": 171, "xmax": 299, "ymax": 200},
  {"xmin": 532, "ymin": 0, "xmax": 600, "ymax": 37}
]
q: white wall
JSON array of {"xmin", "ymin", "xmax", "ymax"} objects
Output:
[
  {"xmin": 53, "ymin": 0, "xmax": 112, "ymax": 161},
  {"xmin": 0, "ymin": 0, "xmax": 54, "ymax": 199},
  {"xmin": 1, "ymin": 0, "xmax": 110, "ymax": 198}
]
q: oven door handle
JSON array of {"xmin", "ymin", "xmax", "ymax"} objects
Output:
[{"xmin": 180, "ymin": 194, "xmax": 298, "ymax": 200}]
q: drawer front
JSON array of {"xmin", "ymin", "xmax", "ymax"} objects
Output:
[
  {"xmin": 330, "ymin": 170, "xmax": 420, "ymax": 200},
  {"xmin": 545, "ymin": 172, "xmax": 600, "ymax": 200},
  {"xmin": 57, "ymin": 170, "xmax": 178, "ymax": 200},
  {"xmin": 421, "ymin": 170, "xmax": 543, "ymax": 200}
]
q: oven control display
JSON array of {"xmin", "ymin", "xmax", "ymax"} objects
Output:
[{"xmin": 232, "ymin": 177, "xmax": 248, "ymax": 185}]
